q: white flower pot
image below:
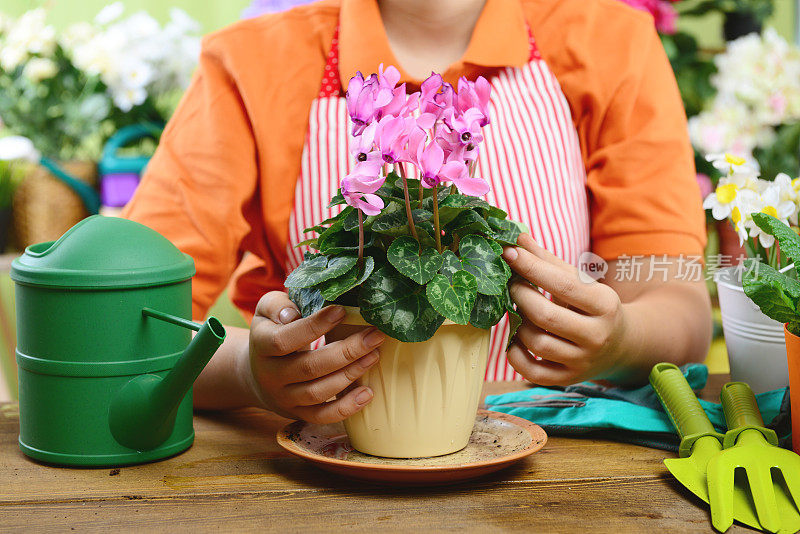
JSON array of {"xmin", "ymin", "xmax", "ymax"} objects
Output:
[
  {"xmin": 327, "ymin": 307, "xmax": 491, "ymax": 458},
  {"xmin": 715, "ymin": 266, "xmax": 789, "ymax": 393}
]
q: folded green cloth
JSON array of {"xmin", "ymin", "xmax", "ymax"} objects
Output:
[{"xmin": 484, "ymin": 364, "xmax": 792, "ymax": 452}]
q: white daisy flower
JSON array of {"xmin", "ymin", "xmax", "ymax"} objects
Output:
[{"xmin": 706, "ymin": 152, "xmax": 760, "ymax": 179}]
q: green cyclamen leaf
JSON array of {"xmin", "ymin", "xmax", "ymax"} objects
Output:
[
  {"xmin": 446, "ymin": 209, "xmax": 493, "ymax": 235},
  {"xmin": 507, "ymin": 306, "xmax": 523, "ymax": 351},
  {"xmin": 358, "ymin": 265, "xmax": 445, "ymax": 342},
  {"xmin": 505, "ymin": 286, "xmax": 522, "ymax": 350},
  {"xmin": 426, "ymin": 271, "xmax": 478, "ymax": 325},
  {"xmin": 318, "ymin": 257, "xmax": 375, "ymax": 301},
  {"xmin": 752, "ymin": 212, "xmax": 800, "ymax": 265},
  {"xmin": 317, "ymin": 220, "xmax": 375, "ymax": 254},
  {"xmin": 470, "ymin": 292, "xmax": 506, "ymax": 329},
  {"xmin": 459, "ymin": 234, "xmax": 508, "ymax": 295},
  {"xmin": 440, "ymin": 194, "xmax": 493, "ymax": 211},
  {"xmin": 294, "ymin": 238, "xmax": 319, "ymax": 249},
  {"xmin": 372, "ymin": 209, "xmax": 433, "ymax": 236},
  {"xmin": 387, "ymin": 236, "xmax": 443, "ymax": 284},
  {"xmin": 488, "ymin": 217, "xmax": 527, "ymax": 246},
  {"xmin": 439, "ymin": 250, "xmax": 463, "ymax": 282},
  {"xmin": 286, "ymin": 286, "xmax": 325, "ymax": 317},
  {"xmin": 342, "ymin": 207, "xmax": 378, "ymax": 232},
  {"xmin": 284, "ymin": 254, "xmax": 357, "ymax": 288},
  {"xmin": 327, "ymin": 192, "xmax": 346, "ymax": 208},
  {"xmin": 742, "ymin": 259, "xmax": 800, "ymax": 324}
]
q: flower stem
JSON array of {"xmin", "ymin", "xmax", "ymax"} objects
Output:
[
  {"xmin": 398, "ymin": 164, "xmax": 419, "ymax": 242},
  {"xmin": 432, "ymin": 184, "xmax": 442, "ymax": 253},
  {"xmin": 358, "ymin": 210, "xmax": 364, "ymax": 269}
]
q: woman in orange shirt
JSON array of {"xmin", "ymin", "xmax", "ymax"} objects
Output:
[{"xmin": 123, "ymin": 0, "xmax": 711, "ymax": 423}]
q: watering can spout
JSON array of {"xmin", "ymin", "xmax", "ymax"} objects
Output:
[{"xmin": 109, "ymin": 311, "xmax": 226, "ymax": 451}]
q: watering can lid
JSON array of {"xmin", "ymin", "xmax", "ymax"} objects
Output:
[{"xmin": 10, "ymin": 215, "xmax": 195, "ymax": 289}]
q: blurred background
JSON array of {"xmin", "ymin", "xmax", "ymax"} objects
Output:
[{"xmin": 0, "ymin": 0, "xmax": 798, "ymax": 401}]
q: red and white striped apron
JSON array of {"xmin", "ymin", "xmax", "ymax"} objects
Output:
[{"xmin": 286, "ymin": 26, "xmax": 590, "ymax": 381}]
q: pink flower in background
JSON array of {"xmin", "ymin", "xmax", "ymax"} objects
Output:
[
  {"xmin": 617, "ymin": 0, "xmax": 678, "ymax": 35},
  {"xmin": 696, "ymin": 173, "xmax": 713, "ymax": 199}
]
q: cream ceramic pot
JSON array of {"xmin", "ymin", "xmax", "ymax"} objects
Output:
[{"xmin": 327, "ymin": 307, "xmax": 491, "ymax": 458}]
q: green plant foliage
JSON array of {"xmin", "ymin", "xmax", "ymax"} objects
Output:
[
  {"xmin": 286, "ymin": 286, "xmax": 325, "ymax": 317},
  {"xmin": 285, "ymin": 181, "xmax": 525, "ymax": 342},
  {"xmin": 358, "ymin": 265, "xmax": 445, "ymax": 342},
  {"xmin": 284, "ymin": 254, "xmax": 357, "ymax": 288},
  {"xmin": 387, "ymin": 236, "xmax": 443, "ymax": 285},
  {"xmin": 426, "ymin": 270, "xmax": 478, "ymax": 325},
  {"xmin": 740, "ymin": 214, "xmax": 800, "ymax": 336},
  {"xmin": 318, "ymin": 257, "xmax": 375, "ymax": 301},
  {"xmin": 372, "ymin": 208, "xmax": 432, "ymax": 236},
  {"xmin": 752, "ymin": 212, "xmax": 800, "ymax": 264},
  {"xmin": 459, "ymin": 234, "xmax": 510, "ymax": 295},
  {"xmin": 470, "ymin": 293, "xmax": 506, "ymax": 329}
]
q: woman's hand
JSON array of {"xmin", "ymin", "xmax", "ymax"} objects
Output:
[
  {"xmin": 242, "ymin": 291, "xmax": 384, "ymax": 423},
  {"xmin": 502, "ymin": 234, "xmax": 634, "ymax": 385}
]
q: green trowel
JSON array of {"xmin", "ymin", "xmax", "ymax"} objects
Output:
[{"xmin": 650, "ymin": 363, "xmax": 762, "ymax": 530}]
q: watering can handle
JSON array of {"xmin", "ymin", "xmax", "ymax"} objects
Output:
[
  {"xmin": 720, "ymin": 382, "xmax": 779, "ymax": 448},
  {"xmin": 649, "ymin": 363, "xmax": 724, "ymax": 457},
  {"xmin": 39, "ymin": 157, "xmax": 100, "ymax": 215}
]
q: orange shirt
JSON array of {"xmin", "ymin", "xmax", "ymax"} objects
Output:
[{"xmin": 122, "ymin": 0, "xmax": 705, "ymax": 322}]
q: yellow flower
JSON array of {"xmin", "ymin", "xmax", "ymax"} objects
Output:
[
  {"xmin": 724, "ymin": 153, "xmax": 746, "ymax": 166},
  {"xmin": 716, "ymin": 183, "xmax": 738, "ymax": 204}
]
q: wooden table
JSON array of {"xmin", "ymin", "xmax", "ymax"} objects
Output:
[{"xmin": 0, "ymin": 376, "xmax": 745, "ymax": 532}]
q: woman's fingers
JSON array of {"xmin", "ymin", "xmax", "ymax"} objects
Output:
[
  {"xmin": 283, "ymin": 350, "xmax": 380, "ymax": 407},
  {"xmin": 503, "ymin": 236, "xmax": 613, "ymax": 316},
  {"xmin": 292, "ymin": 386, "xmax": 375, "ymax": 425},
  {"xmin": 252, "ymin": 302, "xmax": 347, "ymax": 356},
  {"xmin": 509, "ymin": 281, "xmax": 595, "ymax": 346},
  {"xmin": 280, "ymin": 328, "xmax": 385, "ymax": 383},
  {"xmin": 515, "ymin": 319, "xmax": 584, "ymax": 363},
  {"xmin": 507, "ymin": 342, "xmax": 580, "ymax": 386}
]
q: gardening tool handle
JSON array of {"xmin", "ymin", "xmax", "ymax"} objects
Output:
[
  {"xmin": 720, "ymin": 382, "xmax": 779, "ymax": 448},
  {"xmin": 649, "ymin": 363, "xmax": 723, "ymax": 457}
]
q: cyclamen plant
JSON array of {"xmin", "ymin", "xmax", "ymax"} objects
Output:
[{"xmin": 286, "ymin": 66, "xmax": 526, "ymax": 343}]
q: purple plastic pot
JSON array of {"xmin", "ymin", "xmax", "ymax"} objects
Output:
[{"xmin": 101, "ymin": 173, "xmax": 140, "ymax": 208}]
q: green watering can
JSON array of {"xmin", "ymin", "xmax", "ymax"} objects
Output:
[{"xmin": 11, "ymin": 215, "xmax": 226, "ymax": 466}]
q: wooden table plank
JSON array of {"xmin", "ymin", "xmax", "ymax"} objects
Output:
[{"xmin": 0, "ymin": 379, "xmax": 746, "ymax": 532}]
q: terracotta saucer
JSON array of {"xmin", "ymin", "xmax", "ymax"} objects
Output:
[{"xmin": 276, "ymin": 410, "xmax": 547, "ymax": 485}]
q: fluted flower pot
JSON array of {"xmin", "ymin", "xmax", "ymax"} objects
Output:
[{"xmin": 327, "ymin": 307, "xmax": 491, "ymax": 458}]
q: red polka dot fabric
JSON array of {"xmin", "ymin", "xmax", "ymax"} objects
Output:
[{"xmin": 319, "ymin": 26, "xmax": 342, "ymax": 97}]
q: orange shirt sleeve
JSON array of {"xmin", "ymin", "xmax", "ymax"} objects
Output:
[
  {"xmin": 530, "ymin": 0, "xmax": 706, "ymax": 260},
  {"xmin": 122, "ymin": 35, "xmax": 271, "ymax": 320}
]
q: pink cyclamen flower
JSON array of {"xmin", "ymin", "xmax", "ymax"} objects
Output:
[
  {"xmin": 342, "ymin": 190, "xmax": 384, "ymax": 216},
  {"xmin": 445, "ymin": 107, "xmax": 485, "ymax": 147},
  {"xmin": 343, "ymin": 158, "xmax": 384, "ymax": 194},
  {"xmin": 341, "ymin": 158, "xmax": 386, "ymax": 215},
  {"xmin": 374, "ymin": 115, "xmax": 415, "ymax": 164},
  {"xmin": 457, "ymin": 76, "xmax": 491, "ymax": 126},
  {"xmin": 415, "ymin": 139, "xmax": 489, "ymax": 196},
  {"xmin": 346, "ymin": 73, "xmax": 392, "ymax": 135}
]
